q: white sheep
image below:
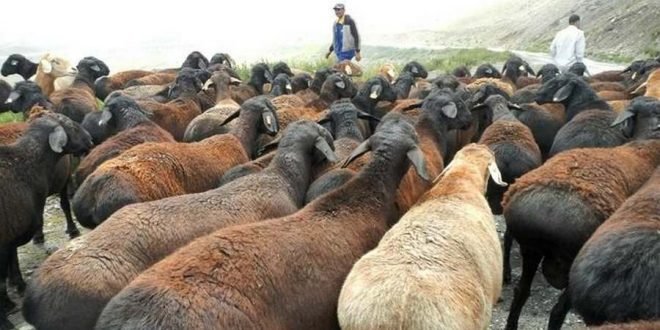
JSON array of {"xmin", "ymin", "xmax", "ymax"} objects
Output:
[{"xmin": 35, "ymin": 53, "xmax": 77, "ymax": 96}]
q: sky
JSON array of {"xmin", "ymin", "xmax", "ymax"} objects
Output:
[{"xmin": 0, "ymin": 0, "xmax": 508, "ymax": 70}]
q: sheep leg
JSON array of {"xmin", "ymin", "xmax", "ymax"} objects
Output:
[
  {"xmin": 7, "ymin": 247, "xmax": 25, "ymax": 294},
  {"xmin": 32, "ymin": 224, "xmax": 45, "ymax": 245},
  {"xmin": 503, "ymin": 229, "xmax": 513, "ymax": 284},
  {"xmin": 547, "ymin": 289, "xmax": 571, "ymax": 330},
  {"xmin": 60, "ymin": 190, "xmax": 80, "ymax": 238},
  {"xmin": 0, "ymin": 248, "xmax": 16, "ymax": 314},
  {"xmin": 505, "ymin": 247, "xmax": 542, "ymax": 330}
]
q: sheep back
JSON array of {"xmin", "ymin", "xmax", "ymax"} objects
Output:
[
  {"xmin": 549, "ymin": 110, "xmax": 627, "ymax": 156},
  {"xmin": 569, "ymin": 168, "xmax": 660, "ymax": 325}
]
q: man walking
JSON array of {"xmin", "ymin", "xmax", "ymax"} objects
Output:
[
  {"xmin": 550, "ymin": 14, "xmax": 586, "ymax": 73},
  {"xmin": 325, "ymin": 3, "xmax": 362, "ymax": 62}
]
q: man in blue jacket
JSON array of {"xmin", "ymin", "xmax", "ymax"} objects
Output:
[{"xmin": 325, "ymin": 3, "xmax": 362, "ymax": 62}]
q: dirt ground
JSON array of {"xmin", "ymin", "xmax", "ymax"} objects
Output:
[{"xmin": 8, "ymin": 197, "xmax": 587, "ymax": 330}]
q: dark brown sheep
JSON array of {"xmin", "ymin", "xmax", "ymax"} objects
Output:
[
  {"xmin": 512, "ymin": 102, "xmax": 566, "ymax": 158},
  {"xmin": 502, "ymin": 139, "xmax": 660, "ymax": 330},
  {"xmin": 295, "ymin": 67, "xmax": 339, "ymax": 104},
  {"xmin": 137, "ymin": 68, "xmax": 208, "ymax": 141},
  {"xmin": 0, "ymin": 113, "xmax": 92, "ymax": 329},
  {"xmin": 569, "ymin": 167, "xmax": 660, "ymax": 326},
  {"xmin": 72, "ymin": 96, "xmax": 174, "ymax": 189},
  {"xmin": 23, "ymin": 120, "xmax": 336, "ymax": 330},
  {"xmin": 71, "ymin": 96, "xmax": 278, "ymax": 227},
  {"xmin": 589, "ymin": 321, "xmax": 660, "ymax": 330},
  {"xmin": 124, "ymin": 72, "xmax": 177, "ymax": 87},
  {"xmin": 50, "ymin": 57, "xmax": 110, "ymax": 122},
  {"xmin": 94, "ymin": 69, "xmax": 153, "ymax": 100},
  {"xmin": 94, "ymin": 114, "xmax": 430, "ymax": 330}
]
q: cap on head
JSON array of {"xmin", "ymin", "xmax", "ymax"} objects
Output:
[
  {"xmin": 333, "ymin": 3, "xmax": 345, "ymax": 10},
  {"xmin": 569, "ymin": 14, "xmax": 580, "ymax": 24}
]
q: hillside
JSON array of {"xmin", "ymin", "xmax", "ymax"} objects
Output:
[{"xmin": 369, "ymin": 0, "xmax": 659, "ymax": 63}]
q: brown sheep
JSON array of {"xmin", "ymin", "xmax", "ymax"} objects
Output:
[
  {"xmin": 94, "ymin": 69, "xmax": 153, "ymax": 100},
  {"xmin": 23, "ymin": 120, "xmax": 336, "ymax": 330},
  {"xmin": 597, "ymin": 90, "xmax": 630, "ymax": 101},
  {"xmin": 334, "ymin": 59, "xmax": 363, "ymax": 77},
  {"xmin": 124, "ymin": 72, "xmax": 176, "ymax": 87},
  {"xmin": 94, "ymin": 114, "xmax": 430, "ymax": 330},
  {"xmin": 607, "ymin": 99, "xmax": 631, "ymax": 113},
  {"xmin": 569, "ymin": 168, "xmax": 660, "ymax": 326},
  {"xmin": 182, "ymin": 71, "xmax": 242, "ymax": 142},
  {"xmin": 589, "ymin": 70, "xmax": 624, "ymax": 82},
  {"xmin": 467, "ymin": 78, "xmax": 515, "ymax": 97},
  {"xmin": 72, "ymin": 96, "xmax": 174, "ymax": 190},
  {"xmin": 631, "ymin": 68, "xmax": 660, "ymax": 98},
  {"xmin": 378, "ymin": 63, "xmax": 397, "ymax": 83},
  {"xmin": 589, "ymin": 81, "xmax": 626, "ymax": 93},
  {"xmin": 137, "ymin": 68, "xmax": 208, "ymax": 141},
  {"xmin": 50, "ymin": 57, "xmax": 110, "ymax": 122},
  {"xmin": 502, "ymin": 139, "xmax": 660, "ymax": 330},
  {"xmin": 338, "ymin": 144, "xmax": 507, "ymax": 330},
  {"xmin": 71, "ymin": 96, "xmax": 278, "ymax": 227}
]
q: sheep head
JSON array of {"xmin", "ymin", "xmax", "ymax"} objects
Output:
[
  {"xmin": 37, "ymin": 112, "xmax": 93, "ymax": 156},
  {"xmin": 272, "ymin": 62, "xmax": 294, "ymax": 77},
  {"xmin": 276, "ymin": 120, "xmax": 338, "ymax": 164},
  {"xmin": 181, "ymin": 51, "xmax": 209, "ymax": 70},
  {"xmin": 5, "ymin": 81, "xmax": 50, "ymax": 114},
  {"xmin": 402, "ymin": 61, "xmax": 428, "ymax": 79},
  {"xmin": 320, "ymin": 73, "xmax": 357, "ymax": 100},
  {"xmin": 434, "ymin": 143, "xmax": 506, "ymax": 190},
  {"xmin": 611, "ymin": 96, "xmax": 660, "ymax": 140},
  {"xmin": 40, "ymin": 53, "xmax": 77, "ymax": 77},
  {"xmin": 270, "ymin": 73, "xmax": 293, "ymax": 96},
  {"xmin": 474, "ymin": 63, "xmax": 501, "ymax": 79},
  {"xmin": 2, "ymin": 54, "xmax": 31, "ymax": 77},
  {"xmin": 537, "ymin": 64, "xmax": 560, "ymax": 83},
  {"xmin": 76, "ymin": 57, "xmax": 110, "ymax": 81},
  {"xmin": 343, "ymin": 113, "xmax": 430, "ymax": 181}
]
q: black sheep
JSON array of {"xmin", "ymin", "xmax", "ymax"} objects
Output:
[
  {"xmin": 4, "ymin": 81, "xmax": 52, "ymax": 118},
  {"xmin": 272, "ymin": 61, "xmax": 294, "ymax": 77},
  {"xmin": 0, "ymin": 113, "xmax": 92, "ymax": 329},
  {"xmin": 180, "ymin": 51, "xmax": 209, "ymax": 70},
  {"xmin": 610, "ymin": 96, "xmax": 660, "ymax": 140},
  {"xmin": 1, "ymin": 54, "xmax": 38, "ymax": 80},
  {"xmin": 474, "ymin": 63, "xmax": 501, "ymax": 79},
  {"xmin": 290, "ymin": 72, "xmax": 312, "ymax": 94},
  {"xmin": 0, "ymin": 80, "xmax": 12, "ymax": 112},
  {"xmin": 50, "ymin": 57, "xmax": 110, "ymax": 122},
  {"xmin": 402, "ymin": 60, "xmax": 428, "ymax": 79},
  {"xmin": 209, "ymin": 52, "xmax": 234, "ymax": 68}
]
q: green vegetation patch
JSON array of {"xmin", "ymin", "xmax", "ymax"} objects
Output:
[{"xmin": 0, "ymin": 112, "xmax": 23, "ymax": 124}]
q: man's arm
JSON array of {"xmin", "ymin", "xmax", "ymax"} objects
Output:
[
  {"xmin": 575, "ymin": 32, "xmax": 585, "ymax": 63},
  {"xmin": 549, "ymin": 35, "xmax": 557, "ymax": 58},
  {"xmin": 347, "ymin": 16, "xmax": 360, "ymax": 52}
]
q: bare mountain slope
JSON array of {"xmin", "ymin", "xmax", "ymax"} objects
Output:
[{"xmin": 370, "ymin": 0, "xmax": 659, "ymax": 61}]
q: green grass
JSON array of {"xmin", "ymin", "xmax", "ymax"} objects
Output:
[
  {"xmin": 0, "ymin": 112, "xmax": 23, "ymax": 124},
  {"xmin": 233, "ymin": 47, "xmax": 514, "ymax": 83}
]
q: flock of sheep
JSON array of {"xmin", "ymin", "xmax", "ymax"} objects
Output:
[{"xmin": 0, "ymin": 49, "xmax": 658, "ymax": 330}]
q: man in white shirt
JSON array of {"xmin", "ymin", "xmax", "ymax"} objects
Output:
[{"xmin": 550, "ymin": 15, "xmax": 586, "ymax": 73}]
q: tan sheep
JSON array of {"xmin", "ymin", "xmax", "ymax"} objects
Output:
[
  {"xmin": 338, "ymin": 144, "xmax": 506, "ymax": 330},
  {"xmin": 34, "ymin": 53, "xmax": 77, "ymax": 97}
]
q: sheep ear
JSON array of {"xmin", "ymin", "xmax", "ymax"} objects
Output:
[
  {"xmin": 7, "ymin": 90, "xmax": 21, "ymax": 103},
  {"xmin": 357, "ymin": 110, "xmax": 380, "ymax": 122},
  {"xmin": 552, "ymin": 83, "xmax": 574, "ymax": 102},
  {"xmin": 407, "ymin": 146, "xmax": 430, "ymax": 181},
  {"xmin": 335, "ymin": 80, "xmax": 346, "ymax": 90},
  {"xmin": 610, "ymin": 110, "xmax": 635, "ymax": 127},
  {"xmin": 264, "ymin": 70, "xmax": 274, "ymax": 82},
  {"xmin": 631, "ymin": 81, "xmax": 647, "ymax": 95},
  {"xmin": 98, "ymin": 110, "xmax": 113, "ymax": 126},
  {"xmin": 257, "ymin": 137, "xmax": 280, "ymax": 156},
  {"xmin": 507, "ymin": 102, "xmax": 522, "ymax": 110},
  {"xmin": 369, "ymin": 84, "xmax": 382, "ymax": 99},
  {"xmin": 432, "ymin": 160, "xmax": 454, "ymax": 185},
  {"xmin": 48, "ymin": 125, "xmax": 67, "ymax": 153},
  {"xmin": 524, "ymin": 63, "xmax": 535, "ymax": 76},
  {"xmin": 342, "ymin": 140, "xmax": 371, "ymax": 168},
  {"xmin": 230, "ymin": 77, "xmax": 243, "ymax": 85},
  {"xmin": 488, "ymin": 161, "xmax": 507, "ymax": 187},
  {"xmin": 40, "ymin": 59, "xmax": 52, "ymax": 74},
  {"xmin": 315, "ymin": 137, "xmax": 338, "ymax": 162},
  {"xmin": 10, "ymin": 60, "xmax": 19, "ymax": 66},
  {"xmin": 219, "ymin": 109, "xmax": 241, "ymax": 126},
  {"xmin": 400, "ymin": 100, "xmax": 423, "ymax": 112},
  {"xmin": 471, "ymin": 103, "xmax": 488, "ymax": 111},
  {"xmin": 90, "ymin": 65, "xmax": 101, "ymax": 72},
  {"xmin": 411, "ymin": 66, "xmax": 419, "ymax": 74},
  {"xmin": 262, "ymin": 111, "xmax": 279, "ymax": 136},
  {"xmin": 441, "ymin": 102, "xmax": 458, "ymax": 118},
  {"xmin": 202, "ymin": 79, "xmax": 214, "ymax": 91},
  {"xmin": 316, "ymin": 113, "xmax": 331, "ymax": 125}
]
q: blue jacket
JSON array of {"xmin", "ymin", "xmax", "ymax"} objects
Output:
[{"xmin": 329, "ymin": 15, "xmax": 360, "ymax": 53}]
